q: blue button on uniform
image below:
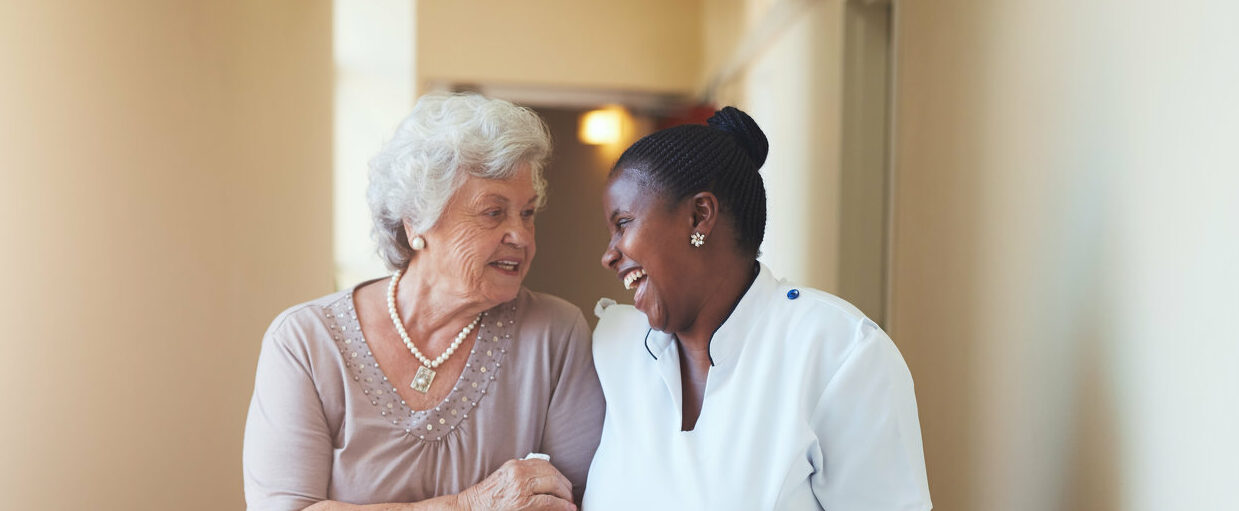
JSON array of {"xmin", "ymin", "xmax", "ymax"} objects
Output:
[{"xmin": 787, "ymin": 289, "xmax": 800, "ymax": 300}]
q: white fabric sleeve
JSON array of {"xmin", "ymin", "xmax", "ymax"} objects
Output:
[
  {"xmin": 809, "ymin": 324, "xmax": 933, "ymax": 510},
  {"xmin": 242, "ymin": 318, "xmax": 334, "ymax": 511},
  {"xmin": 539, "ymin": 309, "xmax": 606, "ymax": 503},
  {"xmin": 594, "ymin": 297, "xmax": 617, "ymax": 319}
]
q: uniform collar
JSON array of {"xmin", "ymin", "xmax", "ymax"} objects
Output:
[{"xmin": 643, "ymin": 262, "xmax": 777, "ymax": 367}]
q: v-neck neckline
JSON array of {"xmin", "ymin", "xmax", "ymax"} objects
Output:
[{"xmin": 318, "ymin": 286, "xmax": 519, "ymax": 442}]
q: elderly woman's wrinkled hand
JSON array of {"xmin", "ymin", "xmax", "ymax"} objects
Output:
[{"xmin": 457, "ymin": 458, "xmax": 576, "ymax": 511}]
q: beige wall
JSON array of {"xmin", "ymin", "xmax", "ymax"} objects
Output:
[
  {"xmin": 334, "ymin": 0, "xmax": 416, "ymax": 287},
  {"xmin": 0, "ymin": 2, "xmax": 333, "ymax": 510},
  {"xmin": 837, "ymin": 1, "xmax": 891, "ymax": 324},
  {"xmin": 417, "ymin": 0, "xmax": 703, "ymax": 94},
  {"xmin": 890, "ymin": 1, "xmax": 1239, "ymax": 510},
  {"xmin": 704, "ymin": 0, "xmax": 849, "ymax": 296},
  {"xmin": 702, "ymin": 0, "xmax": 892, "ymax": 323},
  {"xmin": 745, "ymin": 0, "xmax": 848, "ymax": 295}
]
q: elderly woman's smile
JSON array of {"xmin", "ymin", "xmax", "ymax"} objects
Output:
[{"xmin": 491, "ymin": 259, "xmax": 521, "ymax": 273}]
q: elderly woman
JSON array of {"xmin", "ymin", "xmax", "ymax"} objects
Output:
[
  {"xmin": 244, "ymin": 93, "xmax": 603, "ymax": 511},
  {"xmin": 585, "ymin": 107, "xmax": 932, "ymax": 509}
]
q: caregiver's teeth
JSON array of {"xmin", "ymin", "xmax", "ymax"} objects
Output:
[{"xmin": 623, "ymin": 269, "xmax": 647, "ymax": 290}]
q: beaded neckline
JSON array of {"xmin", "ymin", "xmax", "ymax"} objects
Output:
[{"xmin": 321, "ymin": 291, "xmax": 517, "ymax": 441}]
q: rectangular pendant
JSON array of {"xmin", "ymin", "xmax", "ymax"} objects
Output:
[{"xmin": 411, "ymin": 365, "xmax": 436, "ymax": 393}]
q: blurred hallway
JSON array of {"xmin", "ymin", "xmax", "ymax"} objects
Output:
[{"xmin": 3, "ymin": 1, "xmax": 1237, "ymax": 510}]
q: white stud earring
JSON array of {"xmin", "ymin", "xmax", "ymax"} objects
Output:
[
  {"xmin": 411, "ymin": 235, "xmax": 426, "ymax": 251},
  {"xmin": 690, "ymin": 232, "xmax": 706, "ymax": 247}
]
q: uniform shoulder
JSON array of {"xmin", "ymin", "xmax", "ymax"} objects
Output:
[
  {"xmin": 770, "ymin": 281, "xmax": 882, "ymax": 342},
  {"xmin": 756, "ymin": 265, "xmax": 871, "ymax": 326},
  {"xmin": 785, "ymin": 286, "xmax": 868, "ymax": 319},
  {"xmin": 592, "ymin": 300, "xmax": 649, "ymax": 345},
  {"xmin": 590, "ymin": 299, "xmax": 651, "ymax": 376}
]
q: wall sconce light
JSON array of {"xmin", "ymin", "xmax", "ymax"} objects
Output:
[{"xmin": 579, "ymin": 106, "xmax": 624, "ymax": 145}]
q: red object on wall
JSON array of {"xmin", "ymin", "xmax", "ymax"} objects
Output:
[{"xmin": 656, "ymin": 103, "xmax": 717, "ymax": 130}]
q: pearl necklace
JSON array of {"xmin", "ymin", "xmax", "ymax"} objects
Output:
[{"xmin": 387, "ymin": 269, "xmax": 481, "ymax": 393}]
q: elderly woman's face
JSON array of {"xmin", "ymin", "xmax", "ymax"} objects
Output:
[
  {"xmin": 600, "ymin": 170, "xmax": 698, "ymax": 332},
  {"xmin": 421, "ymin": 164, "xmax": 538, "ymax": 306}
]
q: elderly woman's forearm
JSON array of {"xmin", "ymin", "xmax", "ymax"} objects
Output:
[{"xmin": 301, "ymin": 494, "xmax": 463, "ymax": 511}]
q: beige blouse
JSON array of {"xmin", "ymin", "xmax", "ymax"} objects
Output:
[{"xmin": 243, "ymin": 285, "xmax": 605, "ymax": 511}]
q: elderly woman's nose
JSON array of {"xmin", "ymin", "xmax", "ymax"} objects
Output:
[{"xmin": 502, "ymin": 216, "xmax": 534, "ymax": 246}]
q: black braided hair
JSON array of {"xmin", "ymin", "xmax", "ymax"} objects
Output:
[{"xmin": 612, "ymin": 106, "xmax": 769, "ymax": 256}]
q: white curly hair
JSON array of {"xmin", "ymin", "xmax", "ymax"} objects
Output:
[{"xmin": 367, "ymin": 92, "xmax": 552, "ymax": 270}]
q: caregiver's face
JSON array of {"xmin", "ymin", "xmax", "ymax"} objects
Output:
[{"xmin": 600, "ymin": 170, "xmax": 698, "ymax": 332}]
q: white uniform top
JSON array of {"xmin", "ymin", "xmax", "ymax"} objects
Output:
[{"xmin": 583, "ymin": 264, "xmax": 931, "ymax": 510}]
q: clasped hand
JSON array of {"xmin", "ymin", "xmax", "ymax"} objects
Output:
[{"xmin": 458, "ymin": 458, "xmax": 576, "ymax": 511}]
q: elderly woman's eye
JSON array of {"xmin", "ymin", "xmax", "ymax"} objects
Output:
[
  {"xmin": 521, "ymin": 209, "xmax": 536, "ymax": 218},
  {"xmin": 485, "ymin": 209, "xmax": 503, "ymax": 218}
]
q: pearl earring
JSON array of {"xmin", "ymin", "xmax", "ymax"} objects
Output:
[
  {"xmin": 411, "ymin": 235, "xmax": 426, "ymax": 250},
  {"xmin": 690, "ymin": 232, "xmax": 706, "ymax": 247}
]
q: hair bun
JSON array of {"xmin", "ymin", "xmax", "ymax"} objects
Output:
[{"xmin": 707, "ymin": 106, "xmax": 769, "ymax": 168}]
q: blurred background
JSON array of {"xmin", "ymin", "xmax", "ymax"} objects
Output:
[{"xmin": 1, "ymin": 0, "xmax": 1236, "ymax": 510}]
